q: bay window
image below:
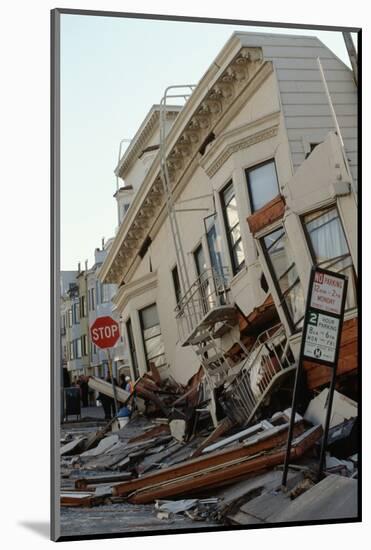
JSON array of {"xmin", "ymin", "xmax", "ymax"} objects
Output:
[
  {"xmin": 303, "ymin": 206, "xmax": 357, "ymax": 309},
  {"xmin": 261, "ymin": 227, "xmax": 305, "ymax": 330}
]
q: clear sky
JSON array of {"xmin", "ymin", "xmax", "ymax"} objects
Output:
[{"xmin": 60, "ymin": 13, "xmax": 357, "ymax": 270}]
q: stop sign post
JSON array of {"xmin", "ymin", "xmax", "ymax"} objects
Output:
[{"xmin": 90, "ymin": 316, "xmax": 121, "ymax": 416}]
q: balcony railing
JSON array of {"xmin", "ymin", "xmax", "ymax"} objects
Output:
[
  {"xmin": 175, "ymin": 266, "xmax": 232, "ymax": 344},
  {"xmin": 221, "ymin": 323, "xmax": 296, "ymax": 425}
]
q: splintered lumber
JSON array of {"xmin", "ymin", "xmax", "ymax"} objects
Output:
[
  {"xmin": 60, "ymin": 492, "xmax": 96, "ymax": 507},
  {"xmin": 135, "ymin": 384, "xmax": 169, "ymax": 416},
  {"xmin": 88, "ymin": 377, "xmax": 129, "ymax": 402},
  {"xmin": 75, "ymin": 473, "xmax": 133, "ymax": 490},
  {"xmin": 127, "ymin": 425, "xmax": 322, "ymax": 504},
  {"xmin": 149, "ymin": 363, "xmax": 162, "ymax": 385},
  {"xmin": 191, "ymin": 417, "xmax": 235, "ymax": 457},
  {"xmin": 113, "ymin": 421, "xmax": 307, "ymax": 498}
]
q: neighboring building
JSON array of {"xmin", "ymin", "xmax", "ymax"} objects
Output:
[
  {"xmin": 62, "ymin": 263, "xmax": 89, "ymax": 381},
  {"xmin": 60, "ymin": 271, "xmax": 78, "ymax": 386},
  {"xmin": 61, "ymin": 241, "xmax": 129, "ymax": 383},
  {"xmin": 99, "ymin": 32, "xmax": 358, "ymax": 425}
]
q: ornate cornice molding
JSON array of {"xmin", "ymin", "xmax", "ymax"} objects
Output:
[{"xmin": 205, "ymin": 124, "xmax": 279, "ymax": 177}]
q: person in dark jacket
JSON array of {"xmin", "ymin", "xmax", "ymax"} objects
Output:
[{"xmin": 80, "ymin": 375, "xmax": 89, "ymax": 407}]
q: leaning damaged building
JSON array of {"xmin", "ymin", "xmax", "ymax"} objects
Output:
[
  {"xmin": 99, "ymin": 32, "xmax": 357, "ymax": 427},
  {"xmin": 59, "ymin": 32, "xmax": 358, "ymax": 536}
]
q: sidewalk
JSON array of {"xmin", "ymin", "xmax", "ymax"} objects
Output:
[{"xmin": 81, "ymin": 405, "xmax": 105, "ymax": 420}]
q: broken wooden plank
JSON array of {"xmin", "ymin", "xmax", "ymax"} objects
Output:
[
  {"xmin": 191, "ymin": 417, "xmax": 235, "ymax": 458},
  {"xmin": 201, "ymin": 420, "xmax": 273, "ymax": 454},
  {"xmin": 88, "ymin": 377, "xmax": 129, "ymax": 403},
  {"xmin": 60, "ymin": 492, "xmax": 95, "ymax": 507},
  {"xmin": 75, "ymin": 473, "xmax": 133, "ymax": 490},
  {"xmin": 127, "ymin": 425, "xmax": 322, "ymax": 503},
  {"xmin": 113, "ymin": 421, "xmax": 307, "ymax": 498}
]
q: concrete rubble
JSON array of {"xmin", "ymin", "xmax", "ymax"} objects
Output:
[{"xmin": 60, "ymin": 366, "xmax": 358, "ymax": 536}]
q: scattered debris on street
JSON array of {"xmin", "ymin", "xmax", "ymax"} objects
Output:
[{"xmin": 60, "ymin": 366, "xmax": 358, "ymax": 536}]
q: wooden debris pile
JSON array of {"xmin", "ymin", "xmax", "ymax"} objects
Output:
[{"xmin": 60, "ymin": 385, "xmax": 358, "ymax": 525}]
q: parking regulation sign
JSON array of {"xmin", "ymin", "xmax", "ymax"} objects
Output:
[
  {"xmin": 310, "ymin": 270, "xmax": 346, "ymax": 315},
  {"xmin": 282, "ymin": 266, "xmax": 349, "ymax": 487},
  {"xmin": 302, "ymin": 268, "xmax": 348, "ymax": 366}
]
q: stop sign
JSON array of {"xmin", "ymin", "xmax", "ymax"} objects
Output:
[{"xmin": 90, "ymin": 316, "xmax": 120, "ymax": 349}]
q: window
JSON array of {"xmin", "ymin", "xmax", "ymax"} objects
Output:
[
  {"xmin": 303, "ymin": 206, "xmax": 357, "ymax": 309},
  {"xmin": 101, "ymin": 283, "xmax": 111, "ymax": 303},
  {"xmin": 68, "ymin": 309, "xmax": 73, "ymax": 328},
  {"xmin": 139, "ymin": 304, "xmax": 166, "ymax": 370},
  {"xmin": 220, "ymin": 181, "xmax": 245, "ymax": 275},
  {"xmin": 90, "ymin": 341, "xmax": 97, "ymax": 357},
  {"xmin": 80, "ymin": 296, "xmax": 86, "ymax": 317},
  {"xmin": 245, "ymin": 160, "xmax": 279, "ymax": 213},
  {"xmin": 205, "ymin": 214, "xmax": 224, "ymax": 279},
  {"xmin": 262, "ymin": 227, "xmax": 305, "ymax": 329},
  {"xmin": 194, "ymin": 243, "xmax": 206, "ymax": 278},
  {"xmin": 69, "ymin": 341, "xmax": 74, "ymax": 360},
  {"xmin": 76, "ymin": 338, "xmax": 82, "ymax": 359},
  {"xmin": 89, "ymin": 288, "xmax": 95, "ymax": 311},
  {"xmin": 81, "ymin": 335, "xmax": 87, "ymax": 356},
  {"xmin": 172, "ymin": 265, "xmax": 182, "ymax": 308},
  {"xmin": 126, "ymin": 318, "xmax": 139, "ymax": 379},
  {"xmin": 194, "ymin": 244, "xmax": 209, "ymax": 315},
  {"xmin": 72, "ymin": 302, "xmax": 80, "ymax": 324}
]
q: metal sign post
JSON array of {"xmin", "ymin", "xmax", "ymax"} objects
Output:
[
  {"xmin": 106, "ymin": 347, "xmax": 119, "ymax": 417},
  {"xmin": 90, "ymin": 315, "xmax": 122, "ymax": 419},
  {"xmin": 282, "ymin": 267, "xmax": 348, "ymax": 486}
]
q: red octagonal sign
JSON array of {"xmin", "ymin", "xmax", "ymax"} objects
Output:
[{"xmin": 90, "ymin": 316, "xmax": 120, "ymax": 349}]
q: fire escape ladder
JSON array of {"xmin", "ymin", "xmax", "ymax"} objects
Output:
[{"xmin": 221, "ymin": 323, "xmax": 297, "ymax": 426}]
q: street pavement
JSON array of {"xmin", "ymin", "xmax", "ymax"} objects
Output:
[{"xmin": 80, "ymin": 405, "xmax": 105, "ymax": 420}]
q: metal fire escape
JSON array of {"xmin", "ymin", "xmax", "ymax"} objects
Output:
[{"xmin": 159, "ymin": 85, "xmax": 248, "ymax": 425}]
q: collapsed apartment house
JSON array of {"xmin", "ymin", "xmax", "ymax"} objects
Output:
[{"xmin": 99, "ymin": 32, "xmax": 358, "ymax": 431}]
